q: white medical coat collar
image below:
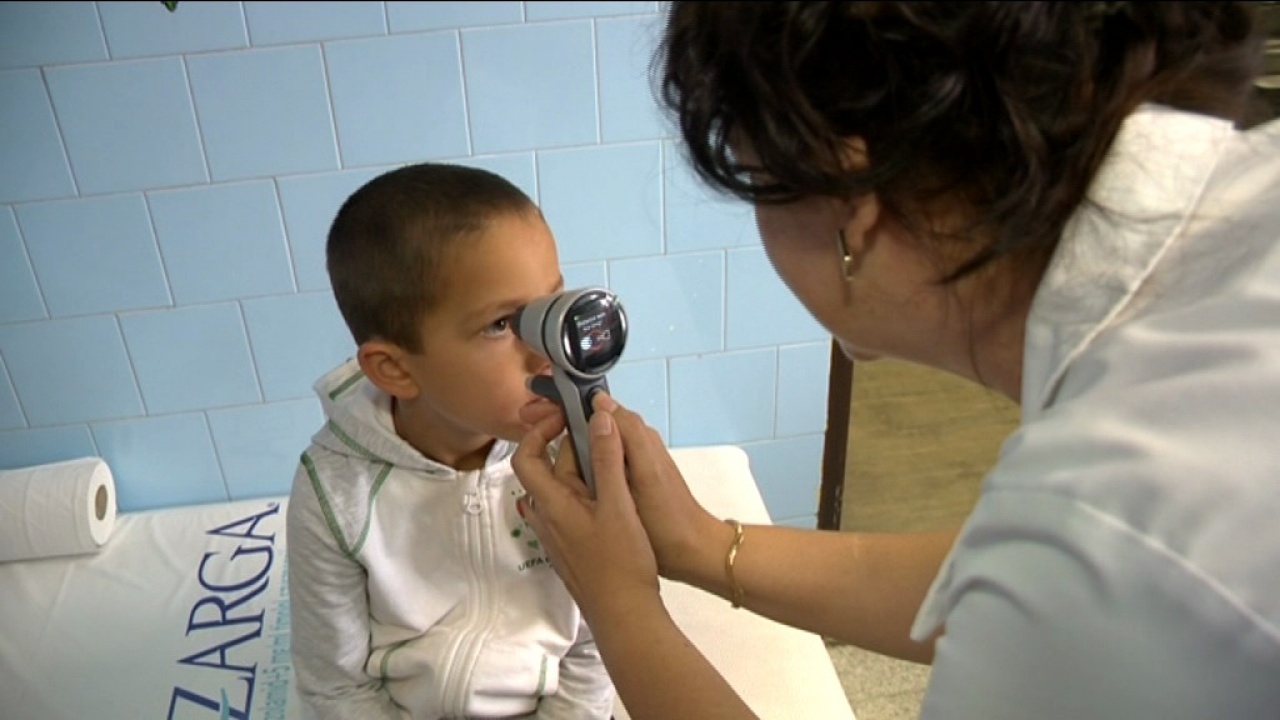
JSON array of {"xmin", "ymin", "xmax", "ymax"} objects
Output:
[{"xmin": 1021, "ymin": 104, "xmax": 1234, "ymax": 417}]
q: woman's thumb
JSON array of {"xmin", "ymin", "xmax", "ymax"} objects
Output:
[{"xmin": 588, "ymin": 408, "xmax": 626, "ymax": 504}]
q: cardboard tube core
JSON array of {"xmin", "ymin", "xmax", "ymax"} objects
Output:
[{"xmin": 95, "ymin": 484, "xmax": 107, "ymax": 521}]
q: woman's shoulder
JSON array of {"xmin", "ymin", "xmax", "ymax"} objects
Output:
[
  {"xmin": 918, "ymin": 480, "xmax": 1280, "ymax": 719},
  {"xmin": 952, "ymin": 380, "xmax": 1280, "ymax": 650}
]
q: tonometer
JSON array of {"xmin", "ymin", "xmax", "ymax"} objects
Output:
[{"xmin": 513, "ymin": 287, "xmax": 628, "ymax": 497}]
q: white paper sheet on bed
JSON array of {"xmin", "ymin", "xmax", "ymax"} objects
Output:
[{"xmin": 0, "ymin": 445, "xmax": 855, "ymax": 720}]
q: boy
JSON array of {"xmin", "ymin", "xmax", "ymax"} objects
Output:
[{"xmin": 287, "ymin": 163, "xmax": 616, "ymax": 719}]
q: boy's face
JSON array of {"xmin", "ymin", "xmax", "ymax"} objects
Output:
[{"xmin": 396, "ymin": 210, "xmax": 563, "ymax": 460}]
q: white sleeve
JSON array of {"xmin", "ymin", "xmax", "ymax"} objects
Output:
[
  {"xmin": 287, "ymin": 460, "xmax": 404, "ymax": 720},
  {"xmin": 918, "ymin": 493, "xmax": 1280, "ymax": 719}
]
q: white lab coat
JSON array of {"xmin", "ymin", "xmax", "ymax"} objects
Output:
[{"xmin": 912, "ymin": 105, "xmax": 1280, "ymax": 717}]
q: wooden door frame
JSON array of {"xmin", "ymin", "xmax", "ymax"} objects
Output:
[{"xmin": 818, "ymin": 340, "xmax": 853, "ymax": 530}]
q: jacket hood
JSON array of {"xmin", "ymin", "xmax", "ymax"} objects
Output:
[{"xmin": 310, "ymin": 357, "xmax": 516, "ymax": 476}]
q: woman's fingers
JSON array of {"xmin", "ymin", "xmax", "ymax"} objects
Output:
[
  {"xmin": 512, "ymin": 404, "xmax": 568, "ymax": 504},
  {"xmin": 511, "ymin": 391, "xmax": 659, "ymax": 611},
  {"xmin": 591, "ymin": 390, "xmax": 619, "ymax": 414},
  {"xmin": 609, "ymin": 403, "xmax": 666, "ymax": 483},
  {"xmin": 594, "ymin": 395, "xmax": 716, "ymax": 579},
  {"xmin": 587, "ymin": 406, "xmax": 631, "ymax": 512}
]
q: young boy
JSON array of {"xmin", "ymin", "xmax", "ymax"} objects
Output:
[{"xmin": 286, "ymin": 163, "xmax": 616, "ymax": 720}]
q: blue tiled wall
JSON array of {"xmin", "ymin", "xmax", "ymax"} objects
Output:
[{"xmin": 0, "ymin": 1, "xmax": 832, "ymax": 526}]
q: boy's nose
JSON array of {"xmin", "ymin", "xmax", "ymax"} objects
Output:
[{"xmin": 523, "ymin": 343, "xmax": 552, "ymax": 376}]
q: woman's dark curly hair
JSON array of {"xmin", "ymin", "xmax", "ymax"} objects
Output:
[{"xmin": 659, "ymin": 1, "xmax": 1265, "ymax": 281}]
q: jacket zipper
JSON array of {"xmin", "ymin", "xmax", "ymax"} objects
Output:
[{"xmin": 441, "ymin": 469, "xmax": 499, "ymax": 715}]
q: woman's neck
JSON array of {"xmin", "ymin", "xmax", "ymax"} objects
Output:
[{"xmin": 956, "ymin": 258, "xmax": 1042, "ymax": 405}]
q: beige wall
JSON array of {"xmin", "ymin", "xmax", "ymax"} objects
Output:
[{"xmin": 840, "ymin": 359, "xmax": 1020, "ymax": 533}]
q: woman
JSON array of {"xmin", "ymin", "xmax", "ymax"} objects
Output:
[{"xmin": 513, "ymin": 3, "xmax": 1280, "ymax": 718}]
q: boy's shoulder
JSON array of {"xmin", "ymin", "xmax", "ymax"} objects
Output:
[{"xmin": 289, "ymin": 438, "xmax": 388, "ymax": 549}]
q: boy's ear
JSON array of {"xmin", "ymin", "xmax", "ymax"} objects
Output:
[{"xmin": 356, "ymin": 340, "xmax": 420, "ymax": 399}]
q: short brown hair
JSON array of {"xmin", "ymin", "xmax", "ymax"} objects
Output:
[
  {"xmin": 327, "ymin": 163, "xmax": 536, "ymax": 351},
  {"xmin": 659, "ymin": 1, "xmax": 1265, "ymax": 282}
]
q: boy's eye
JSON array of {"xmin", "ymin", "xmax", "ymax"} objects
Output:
[{"xmin": 482, "ymin": 316, "xmax": 512, "ymax": 337}]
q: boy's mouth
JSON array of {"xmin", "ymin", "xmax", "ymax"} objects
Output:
[
  {"xmin": 524, "ymin": 395, "xmax": 556, "ymax": 411},
  {"xmin": 518, "ymin": 395, "xmax": 560, "ymax": 428}
]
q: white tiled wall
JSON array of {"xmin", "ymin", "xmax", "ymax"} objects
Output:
[{"xmin": 0, "ymin": 1, "xmax": 831, "ymax": 525}]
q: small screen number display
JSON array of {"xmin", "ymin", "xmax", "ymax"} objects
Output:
[{"xmin": 566, "ymin": 295, "xmax": 625, "ymax": 374}]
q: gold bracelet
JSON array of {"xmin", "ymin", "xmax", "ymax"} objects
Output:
[{"xmin": 723, "ymin": 518, "xmax": 746, "ymax": 608}]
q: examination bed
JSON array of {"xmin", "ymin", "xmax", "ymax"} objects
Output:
[{"xmin": 0, "ymin": 445, "xmax": 856, "ymax": 719}]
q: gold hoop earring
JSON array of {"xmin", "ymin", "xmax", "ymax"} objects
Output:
[{"xmin": 837, "ymin": 228, "xmax": 857, "ymax": 280}]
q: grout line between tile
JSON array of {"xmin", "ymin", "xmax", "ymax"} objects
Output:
[
  {"xmin": 316, "ymin": 43, "xmax": 345, "ymax": 170},
  {"xmin": 200, "ymin": 410, "xmax": 234, "ymax": 501},
  {"xmin": 5, "ymin": 208, "xmax": 52, "ymax": 323},
  {"xmin": 456, "ymin": 30, "xmax": 475, "ymax": 157},
  {"xmin": 234, "ymin": 300, "xmax": 267, "ymax": 405},
  {"xmin": 38, "ymin": 67, "xmax": 82, "ymax": 199},
  {"xmin": 591, "ymin": 19, "xmax": 603, "ymax": 144},
  {"xmin": 112, "ymin": 313, "xmax": 150, "ymax": 417},
  {"xmin": 139, "ymin": 193, "xmax": 177, "ymax": 309},
  {"xmin": 178, "ymin": 56, "xmax": 214, "ymax": 185}
]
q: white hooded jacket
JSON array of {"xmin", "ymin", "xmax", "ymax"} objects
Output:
[{"xmin": 287, "ymin": 359, "xmax": 615, "ymax": 720}]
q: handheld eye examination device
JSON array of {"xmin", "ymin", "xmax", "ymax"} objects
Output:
[{"xmin": 512, "ymin": 287, "xmax": 628, "ymax": 498}]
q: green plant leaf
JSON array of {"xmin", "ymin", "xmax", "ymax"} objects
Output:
[{"xmin": 162, "ymin": 1, "xmax": 178, "ymax": 11}]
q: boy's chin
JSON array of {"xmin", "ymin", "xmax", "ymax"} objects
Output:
[{"xmin": 497, "ymin": 418, "xmax": 543, "ymax": 443}]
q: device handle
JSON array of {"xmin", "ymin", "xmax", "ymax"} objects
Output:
[{"xmin": 531, "ymin": 370, "xmax": 608, "ymax": 498}]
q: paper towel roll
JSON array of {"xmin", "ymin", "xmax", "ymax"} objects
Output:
[{"xmin": 0, "ymin": 456, "xmax": 117, "ymax": 563}]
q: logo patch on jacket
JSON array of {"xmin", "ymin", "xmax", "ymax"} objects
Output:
[{"xmin": 512, "ymin": 490, "xmax": 551, "ymax": 572}]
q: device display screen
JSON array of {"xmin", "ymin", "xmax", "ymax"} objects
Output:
[{"xmin": 566, "ymin": 293, "xmax": 625, "ymax": 374}]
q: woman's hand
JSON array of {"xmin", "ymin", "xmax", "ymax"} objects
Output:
[
  {"xmin": 517, "ymin": 394, "xmax": 762, "ymax": 719},
  {"xmin": 512, "ymin": 393, "xmax": 660, "ymax": 618},
  {"xmin": 516, "ymin": 394, "xmax": 725, "ymax": 585}
]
